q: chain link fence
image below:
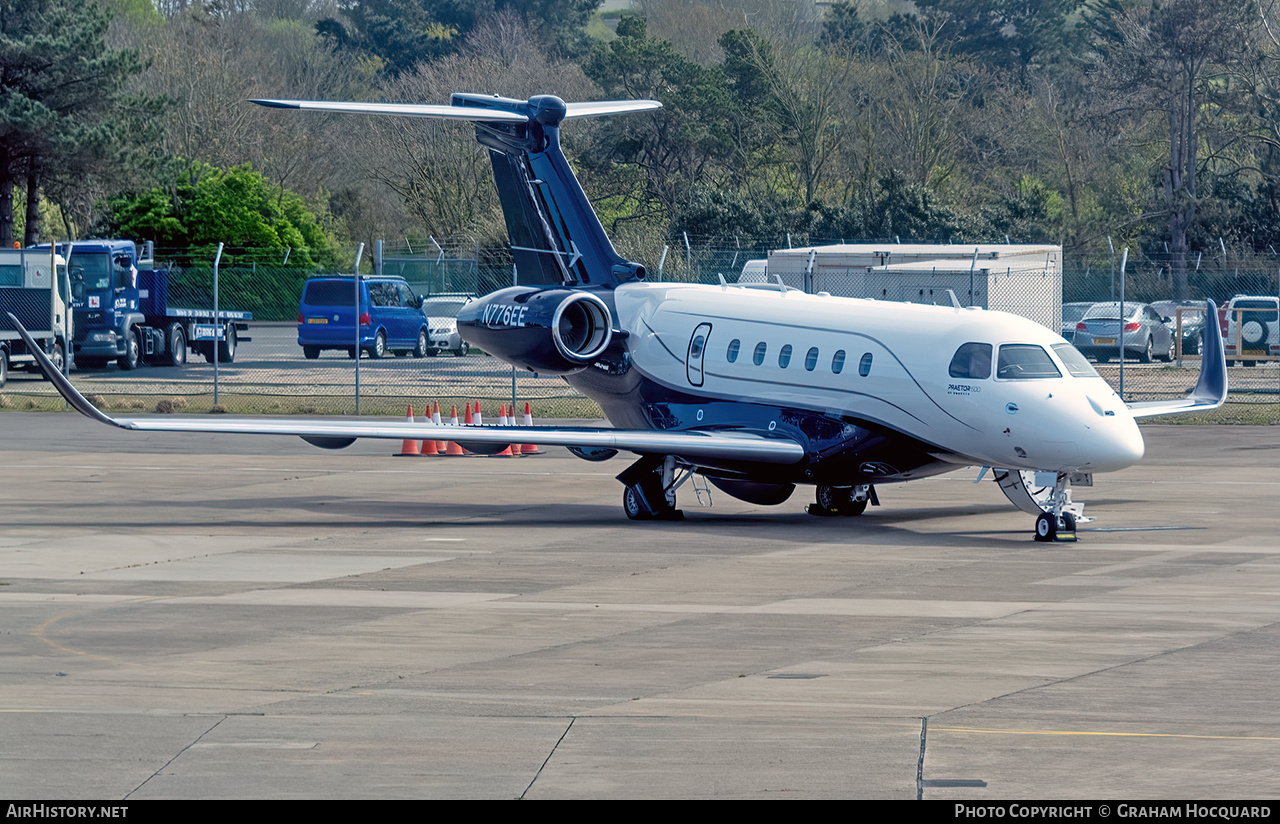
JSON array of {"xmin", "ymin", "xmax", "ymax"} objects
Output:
[{"xmin": 1, "ymin": 237, "xmax": 1276, "ymax": 420}]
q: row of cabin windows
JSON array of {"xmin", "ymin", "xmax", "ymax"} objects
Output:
[{"xmin": 725, "ymin": 338, "xmax": 873, "ymax": 376}]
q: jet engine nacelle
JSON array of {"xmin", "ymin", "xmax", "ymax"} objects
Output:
[{"xmin": 457, "ymin": 286, "xmax": 613, "ymax": 375}]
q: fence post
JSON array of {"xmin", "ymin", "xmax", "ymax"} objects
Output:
[
  {"xmin": 353, "ymin": 242, "xmax": 364, "ymax": 415},
  {"xmin": 213, "ymin": 242, "xmax": 223, "ymax": 407}
]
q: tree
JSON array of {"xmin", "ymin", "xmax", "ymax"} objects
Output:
[
  {"xmin": 0, "ymin": 0, "xmax": 159, "ymax": 245},
  {"xmin": 1094, "ymin": 0, "xmax": 1256, "ymax": 300},
  {"xmin": 105, "ymin": 161, "xmax": 337, "ymax": 267},
  {"xmin": 318, "ymin": 0, "xmax": 602, "ymax": 75},
  {"xmin": 911, "ymin": 0, "xmax": 1090, "ymax": 82}
]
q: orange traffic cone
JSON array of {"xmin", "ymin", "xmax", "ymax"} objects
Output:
[
  {"xmin": 430, "ymin": 402, "xmax": 445, "ymax": 454},
  {"xmin": 473, "ymin": 401, "xmax": 483, "ymax": 426},
  {"xmin": 420, "ymin": 401, "xmax": 439, "ymax": 456},
  {"xmin": 445, "ymin": 404, "xmax": 467, "ymax": 455},
  {"xmin": 520, "ymin": 401, "xmax": 544, "ymax": 454},
  {"xmin": 490, "ymin": 403, "xmax": 516, "ymax": 457},
  {"xmin": 394, "ymin": 405, "xmax": 422, "ymax": 456}
]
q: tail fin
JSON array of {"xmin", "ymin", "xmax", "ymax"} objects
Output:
[{"xmin": 251, "ymin": 94, "xmax": 660, "ymax": 286}]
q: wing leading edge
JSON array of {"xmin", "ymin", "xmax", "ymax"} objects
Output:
[
  {"xmin": 1126, "ymin": 300, "xmax": 1228, "ymax": 419},
  {"xmin": 6, "ymin": 313, "xmax": 803, "ymax": 465}
]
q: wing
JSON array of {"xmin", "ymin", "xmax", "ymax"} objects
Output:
[
  {"xmin": 5, "ymin": 313, "xmax": 803, "ymax": 465},
  {"xmin": 1127, "ymin": 300, "xmax": 1228, "ymax": 419}
]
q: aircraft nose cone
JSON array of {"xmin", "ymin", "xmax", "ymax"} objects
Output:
[{"xmin": 1089, "ymin": 417, "xmax": 1145, "ymax": 473}]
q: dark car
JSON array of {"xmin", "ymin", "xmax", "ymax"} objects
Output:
[
  {"xmin": 1072, "ymin": 301, "xmax": 1175, "ymax": 363},
  {"xmin": 297, "ymin": 276, "xmax": 429, "ymax": 359},
  {"xmin": 1150, "ymin": 300, "xmax": 1207, "ymax": 356}
]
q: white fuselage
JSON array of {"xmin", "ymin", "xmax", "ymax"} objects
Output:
[{"xmin": 614, "ymin": 283, "xmax": 1144, "ymax": 474}]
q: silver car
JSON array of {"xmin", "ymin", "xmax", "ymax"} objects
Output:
[
  {"xmin": 421, "ymin": 295, "xmax": 473, "ymax": 356},
  {"xmin": 1072, "ymin": 301, "xmax": 1175, "ymax": 363}
]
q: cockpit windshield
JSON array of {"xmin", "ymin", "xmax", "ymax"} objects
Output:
[
  {"xmin": 1051, "ymin": 343, "xmax": 1100, "ymax": 378},
  {"xmin": 996, "ymin": 344, "xmax": 1062, "ymax": 379}
]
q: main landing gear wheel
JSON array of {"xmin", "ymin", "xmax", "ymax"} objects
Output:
[
  {"xmin": 618, "ymin": 456, "xmax": 684, "ymax": 521},
  {"xmin": 622, "ymin": 481, "xmax": 683, "ymax": 520},
  {"xmin": 807, "ymin": 484, "xmax": 872, "ymax": 517}
]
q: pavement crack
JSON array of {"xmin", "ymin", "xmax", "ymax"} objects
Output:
[
  {"xmin": 125, "ymin": 716, "xmax": 226, "ymax": 800},
  {"xmin": 917, "ymin": 717, "xmax": 927, "ymax": 801},
  {"xmin": 521, "ymin": 716, "xmax": 575, "ymax": 799}
]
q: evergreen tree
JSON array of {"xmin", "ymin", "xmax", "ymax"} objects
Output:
[{"xmin": 0, "ymin": 0, "xmax": 160, "ymax": 245}]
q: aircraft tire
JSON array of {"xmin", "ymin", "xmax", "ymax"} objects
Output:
[
  {"xmin": 842, "ymin": 497, "xmax": 869, "ymax": 517},
  {"xmin": 623, "ymin": 484, "xmax": 652, "ymax": 520},
  {"xmin": 810, "ymin": 484, "xmax": 848, "ymax": 516},
  {"xmin": 1034, "ymin": 512, "xmax": 1056, "ymax": 542}
]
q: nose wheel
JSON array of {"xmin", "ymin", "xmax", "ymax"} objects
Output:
[{"xmin": 1031, "ymin": 472, "xmax": 1080, "ymax": 543}]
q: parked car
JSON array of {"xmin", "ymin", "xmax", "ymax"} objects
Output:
[
  {"xmin": 297, "ymin": 275, "xmax": 429, "ymax": 359},
  {"xmin": 421, "ymin": 294, "xmax": 473, "ymax": 356},
  {"xmin": 1150, "ymin": 299, "xmax": 1207, "ymax": 356},
  {"xmin": 1060, "ymin": 302, "xmax": 1096, "ymax": 341},
  {"xmin": 1223, "ymin": 295, "xmax": 1280, "ymax": 366},
  {"xmin": 1072, "ymin": 301, "xmax": 1175, "ymax": 363}
]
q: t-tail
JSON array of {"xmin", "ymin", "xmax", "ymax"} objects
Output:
[{"xmin": 251, "ymin": 94, "xmax": 659, "ymax": 286}]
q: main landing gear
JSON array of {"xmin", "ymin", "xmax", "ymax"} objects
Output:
[
  {"xmin": 806, "ymin": 484, "xmax": 876, "ymax": 517},
  {"xmin": 619, "ymin": 455, "xmax": 685, "ymax": 520}
]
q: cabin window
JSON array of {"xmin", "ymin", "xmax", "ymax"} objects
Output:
[
  {"xmin": 1051, "ymin": 343, "xmax": 1099, "ymax": 378},
  {"xmin": 753, "ymin": 342, "xmax": 767, "ymax": 366},
  {"xmin": 778, "ymin": 344, "xmax": 793, "ymax": 368},
  {"xmin": 831, "ymin": 350, "xmax": 846, "ymax": 374},
  {"xmin": 858, "ymin": 352, "xmax": 873, "ymax": 377},
  {"xmin": 804, "ymin": 347, "xmax": 819, "ymax": 371},
  {"xmin": 948, "ymin": 343, "xmax": 992, "ymax": 379},
  {"xmin": 997, "ymin": 344, "xmax": 1062, "ymax": 379},
  {"xmin": 726, "ymin": 339, "xmax": 740, "ymax": 363},
  {"xmin": 690, "ymin": 334, "xmax": 706, "ymax": 359}
]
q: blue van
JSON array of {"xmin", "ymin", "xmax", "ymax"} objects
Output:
[{"xmin": 297, "ymin": 276, "xmax": 429, "ymax": 359}]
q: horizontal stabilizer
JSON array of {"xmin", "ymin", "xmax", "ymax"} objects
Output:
[
  {"xmin": 6, "ymin": 313, "xmax": 802, "ymax": 466},
  {"xmin": 1128, "ymin": 299, "xmax": 1228, "ymax": 419},
  {"xmin": 564, "ymin": 100, "xmax": 662, "ymax": 119},
  {"xmin": 249, "ymin": 99, "xmax": 530, "ymax": 122},
  {"xmin": 250, "ymin": 97, "xmax": 662, "ymax": 124}
]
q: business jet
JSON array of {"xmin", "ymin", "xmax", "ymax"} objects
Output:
[{"xmin": 7, "ymin": 93, "xmax": 1227, "ymax": 541}]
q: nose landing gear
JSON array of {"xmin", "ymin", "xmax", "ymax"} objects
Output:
[{"xmin": 1032, "ymin": 471, "xmax": 1081, "ymax": 543}]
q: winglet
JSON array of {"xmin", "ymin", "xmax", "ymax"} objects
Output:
[
  {"xmin": 1127, "ymin": 299, "xmax": 1228, "ymax": 418},
  {"xmin": 3, "ymin": 312, "xmax": 132, "ymax": 429}
]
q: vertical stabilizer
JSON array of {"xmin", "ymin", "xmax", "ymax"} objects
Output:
[{"xmin": 251, "ymin": 94, "xmax": 660, "ymax": 287}]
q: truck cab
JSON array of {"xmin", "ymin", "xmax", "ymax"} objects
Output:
[{"xmin": 57, "ymin": 240, "xmax": 146, "ymax": 368}]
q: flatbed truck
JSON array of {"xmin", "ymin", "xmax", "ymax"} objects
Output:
[{"xmin": 34, "ymin": 240, "xmax": 251, "ymax": 370}]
